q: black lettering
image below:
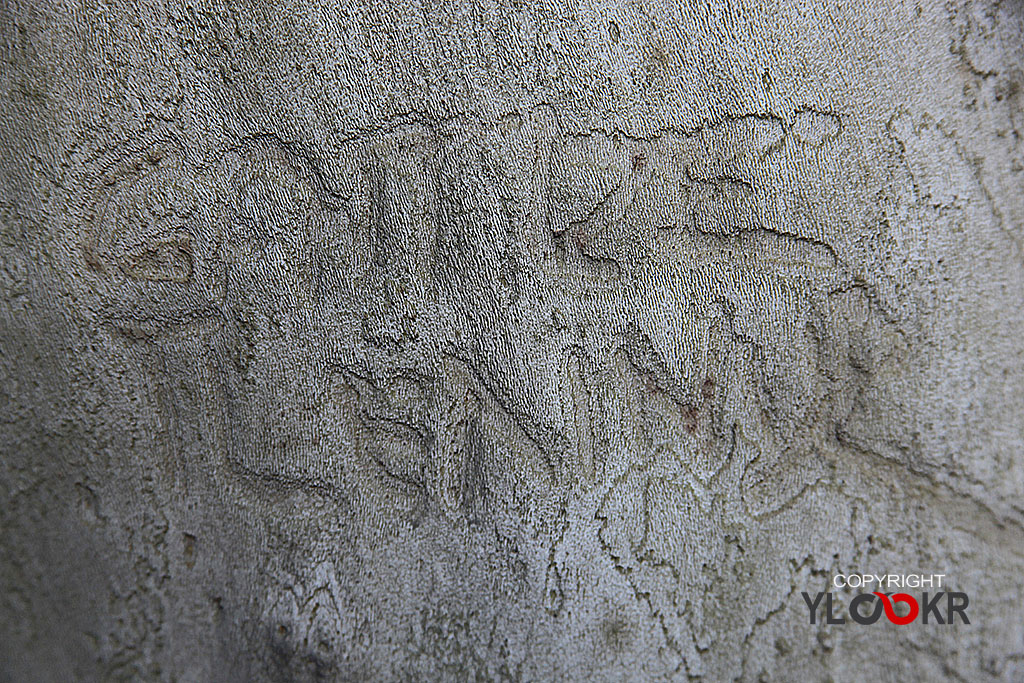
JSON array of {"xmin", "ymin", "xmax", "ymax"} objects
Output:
[
  {"xmin": 826, "ymin": 592, "xmax": 846, "ymax": 625},
  {"xmin": 802, "ymin": 591, "xmax": 825, "ymax": 624},
  {"xmin": 850, "ymin": 593, "xmax": 883, "ymax": 625},
  {"xmin": 921, "ymin": 592, "xmax": 945, "ymax": 624},
  {"xmin": 947, "ymin": 592, "xmax": 970, "ymax": 624}
]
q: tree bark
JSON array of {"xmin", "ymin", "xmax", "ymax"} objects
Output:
[{"xmin": 2, "ymin": 0, "xmax": 1023, "ymax": 679}]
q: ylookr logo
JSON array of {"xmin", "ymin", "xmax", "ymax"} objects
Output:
[{"xmin": 802, "ymin": 574, "xmax": 970, "ymax": 625}]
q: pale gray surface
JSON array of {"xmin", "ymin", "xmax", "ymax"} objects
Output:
[{"xmin": 1, "ymin": 0, "xmax": 1023, "ymax": 680}]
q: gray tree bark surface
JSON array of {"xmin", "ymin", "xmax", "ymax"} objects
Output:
[{"xmin": 2, "ymin": 0, "xmax": 1023, "ymax": 680}]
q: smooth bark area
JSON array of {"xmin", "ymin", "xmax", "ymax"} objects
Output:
[{"xmin": 2, "ymin": 0, "xmax": 1023, "ymax": 679}]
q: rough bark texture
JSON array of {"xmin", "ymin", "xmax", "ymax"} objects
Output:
[{"xmin": 2, "ymin": 0, "xmax": 1023, "ymax": 680}]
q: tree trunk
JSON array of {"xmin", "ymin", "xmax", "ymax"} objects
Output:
[{"xmin": 2, "ymin": 0, "xmax": 1023, "ymax": 679}]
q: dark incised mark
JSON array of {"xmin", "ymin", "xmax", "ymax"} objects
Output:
[
  {"xmin": 183, "ymin": 533, "xmax": 196, "ymax": 569},
  {"xmin": 460, "ymin": 418, "xmax": 490, "ymax": 522},
  {"xmin": 681, "ymin": 404, "xmax": 698, "ymax": 433},
  {"xmin": 701, "ymin": 376, "xmax": 715, "ymax": 401},
  {"xmin": 120, "ymin": 235, "xmax": 194, "ymax": 283}
]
